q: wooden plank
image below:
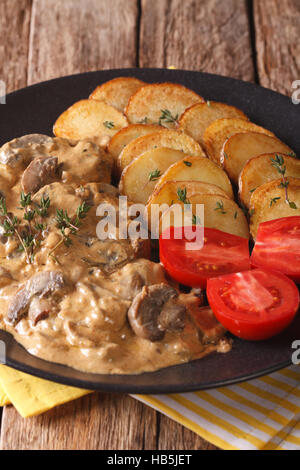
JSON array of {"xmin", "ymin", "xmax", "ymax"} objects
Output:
[
  {"xmin": 139, "ymin": 0, "xmax": 254, "ymax": 81},
  {"xmin": 0, "ymin": 393, "xmax": 158, "ymax": 450},
  {"xmin": 0, "ymin": 0, "xmax": 235, "ymax": 450},
  {"xmin": 27, "ymin": 0, "xmax": 139, "ymax": 85},
  {"xmin": 0, "ymin": 0, "xmax": 158, "ymax": 452},
  {"xmin": 254, "ymin": 0, "xmax": 300, "ymax": 95},
  {"xmin": 0, "ymin": 0, "xmax": 32, "ymax": 92},
  {"xmin": 139, "ymin": 2, "xmax": 255, "ymax": 449}
]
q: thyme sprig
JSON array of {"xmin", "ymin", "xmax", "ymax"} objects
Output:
[
  {"xmin": 271, "ymin": 154, "xmax": 297, "ymax": 209},
  {"xmin": 148, "ymin": 169, "xmax": 161, "ymax": 182},
  {"xmin": 270, "ymin": 196, "xmax": 281, "ymax": 207},
  {"xmin": 138, "ymin": 117, "xmax": 148, "ymax": 124},
  {"xmin": 158, "ymin": 109, "xmax": 178, "ymax": 126},
  {"xmin": 0, "ymin": 191, "xmax": 91, "ymax": 264},
  {"xmin": 177, "ymin": 187, "xmax": 190, "ymax": 205},
  {"xmin": 55, "ymin": 201, "xmax": 91, "ymax": 246},
  {"xmin": 214, "ymin": 200, "xmax": 227, "ymax": 214},
  {"xmin": 192, "ymin": 214, "xmax": 201, "ymax": 225},
  {"xmin": 0, "ymin": 194, "xmax": 34, "ymax": 263},
  {"xmin": 103, "ymin": 121, "xmax": 114, "ymax": 129}
]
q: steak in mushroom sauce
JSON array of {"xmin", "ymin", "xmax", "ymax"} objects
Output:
[{"xmin": 0, "ymin": 134, "xmax": 230, "ymax": 374}]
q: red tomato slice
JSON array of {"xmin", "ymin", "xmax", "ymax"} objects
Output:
[
  {"xmin": 251, "ymin": 216, "xmax": 300, "ymax": 283},
  {"xmin": 159, "ymin": 226, "xmax": 250, "ymax": 288},
  {"xmin": 207, "ymin": 268, "xmax": 299, "ymax": 340}
]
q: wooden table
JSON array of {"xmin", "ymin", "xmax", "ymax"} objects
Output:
[{"xmin": 0, "ymin": 0, "xmax": 299, "ymax": 450}]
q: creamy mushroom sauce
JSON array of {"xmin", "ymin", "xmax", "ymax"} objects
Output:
[{"xmin": 0, "ymin": 135, "xmax": 231, "ymax": 374}]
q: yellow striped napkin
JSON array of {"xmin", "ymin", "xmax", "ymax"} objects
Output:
[
  {"xmin": 0, "ymin": 364, "xmax": 299, "ymax": 450},
  {"xmin": 136, "ymin": 365, "xmax": 300, "ymax": 450}
]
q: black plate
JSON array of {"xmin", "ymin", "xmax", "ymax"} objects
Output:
[{"xmin": 0, "ymin": 68, "xmax": 299, "ymax": 394}]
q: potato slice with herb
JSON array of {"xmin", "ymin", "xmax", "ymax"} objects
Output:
[
  {"xmin": 203, "ymin": 118, "xmax": 275, "ymax": 166},
  {"xmin": 89, "ymin": 77, "xmax": 145, "ymax": 112},
  {"xmin": 53, "ymin": 99, "xmax": 128, "ymax": 146},
  {"xmin": 239, "ymin": 153, "xmax": 300, "ymax": 208},
  {"xmin": 249, "ymin": 177, "xmax": 300, "ymax": 239},
  {"xmin": 125, "ymin": 82, "xmax": 203, "ymax": 128},
  {"xmin": 146, "ymin": 183, "xmax": 248, "ymax": 238},
  {"xmin": 147, "ymin": 180, "xmax": 229, "ymax": 208},
  {"xmin": 222, "ymin": 132, "xmax": 294, "ymax": 184},
  {"xmin": 119, "ymin": 147, "xmax": 187, "ymax": 204},
  {"xmin": 147, "ymin": 180, "xmax": 229, "ymax": 232},
  {"xmin": 117, "ymin": 129, "xmax": 205, "ymax": 176},
  {"xmin": 154, "ymin": 155, "xmax": 234, "ymax": 199},
  {"xmin": 188, "ymin": 194, "xmax": 249, "ymax": 238},
  {"xmin": 108, "ymin": 124, "xmax": 162, "ymax": 162},
  {"xmin": 178, "ymin": 101, "xmax": 248, "ymax": 146}
]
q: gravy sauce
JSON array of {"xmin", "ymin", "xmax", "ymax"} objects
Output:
[{"xmin": 0, "ymin": 135, "xmax": 230, "ymax": 374}]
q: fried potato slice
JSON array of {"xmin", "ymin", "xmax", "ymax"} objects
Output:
[
  {"xmin": 178, "ymin": 101, "xmax": 248, "ymax": 146},
  {"xmin": 222, "ymin": 132, "xmax": 294, "ymax": 184},
  {"xmin": 53, "ymin": 99, "xmax": 128, "ymax": 146},
  {"xmin": 203, "ymin": 118, "xmax": 275, "ymax": 166},
  {"xmin": 89, "ymin": 77, "xmax": 145, "ymax": 112},
  {"xmin": 147, "ymin": 180, "xmax": 229, "ymax": 208},
  {"xmin": 154, "ymin": 155, "xmax": 234, "ymax": 199},
  {"xmin": 125, "ymin": 82, "xmax": 203, "ymax": 128},
  {"xmin": 239, "ymin": 153, "xmax": 300, "ymax": 208},
  {"xmin": 188, "ymin": 194, "xmax": 249, "ymax": 238},
  {"xmin": 249, "ymin": 177, "xmax": 300, "ymax": 239},
  {"xmin": 146, "ymin": 183, "xmax": 248, "ymax": 238},
  {"xmin": 119, "ymin": 147, "xmax": 188, "ymax": 204},
  {"xmin": 117, "ymin": 129, "xmax": 206, "ymax": 176},
  {"xmin": 108, "ymin": 124, "xmax": 162, "ymax": 162}
]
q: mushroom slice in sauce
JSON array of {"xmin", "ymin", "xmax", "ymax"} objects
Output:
[
  {"xmin": 6, "ymin": 270, "xmax": 64, "ymax": 325},
  {"xmin": 0, "ymin": 134, "xmax": 55, "ymax": 167},
  {"xmin": 21, "ymin": 155, "xmax": 60, "ymax": 193},
  {"xmin": 28, "ymin": 297, "xmax": 52, "ymax": 326},
  {"xmin": 128, "ymin": 283, "xmax": 186, "ymax": 341}
]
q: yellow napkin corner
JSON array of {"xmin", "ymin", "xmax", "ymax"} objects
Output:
[
  {"xmin": 0, "ymin": 380, "xmax": 10, "ymax": 406},
  {"xmin": 0, "ymin": 365, "xmax": 91, "ymax": 417}
]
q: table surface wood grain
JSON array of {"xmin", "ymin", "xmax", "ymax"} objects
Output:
[{"xmin": 0, "ymin": 0, "xmax": 299, "ymax": 451}]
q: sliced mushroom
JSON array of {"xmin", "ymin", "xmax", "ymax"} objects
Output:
[
  {"xmin": 21, "ymin": 155, "xmax": 60, "ymax": 193},
  {"xmin": 9, "ymin": 134, "xmax": 54, "ymax": 149},
  {"xmin": 0, "ymin": 134, "xmax": 55, "ymax": 167},
  {"xmin": 6, "ymin": 270, "xmax": 64, "ymax": 325},
  {"xmin": 128, "ymin": 283, "xmax": 186, "ymax": 341},
  {"xmin": 28, "ymin": 297, "xmax": 52, "ymax": 326}
]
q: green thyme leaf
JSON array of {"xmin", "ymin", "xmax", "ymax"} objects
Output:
[
  {"xmin": 192, "ymin": 214, "xmax": 201, "ymax": 225},
  {"xmin": 270, "ymin": 197, "xmax": 281, "ymax": 207},
  {"xmin": 214, "ymin": 200, "xmax": 226, "ymax": 214},
  {"xmin": 103, "ymin": 121, "xmax": 114, "ymax": 129},
  {"xmin": 177, "ymin": 187, "xmax": 190, "ymax": 205},
  {"xmin": 158, "ymin": 109, "xmax": 178, "ymax": 125},
  {"xmin": 138, "ymin": 117, "xmax": 148, "ymax": 124},
  {"xmin": 148, "ymin": 169, "xmax": 161, "ymax": 182},
  {"xmin": 289, "ymin": 201, "xmax": 298, "ymax": 209}
]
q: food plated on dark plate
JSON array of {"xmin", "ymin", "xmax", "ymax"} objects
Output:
[{"xmin": 0, "ymin": 69, "xmax": 299, "ymax": 392}]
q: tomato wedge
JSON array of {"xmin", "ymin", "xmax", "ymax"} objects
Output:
[
  {"xmin": 207, "ymin": 268, "xmax": 299, "ymax": 340},
  {"xmin": 159, "ymin": 226, "xmax": 250, "ymax": 288},
  {"xmin": 251, "ymin": 216, "xmax": 300, "ymax": 283}
]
